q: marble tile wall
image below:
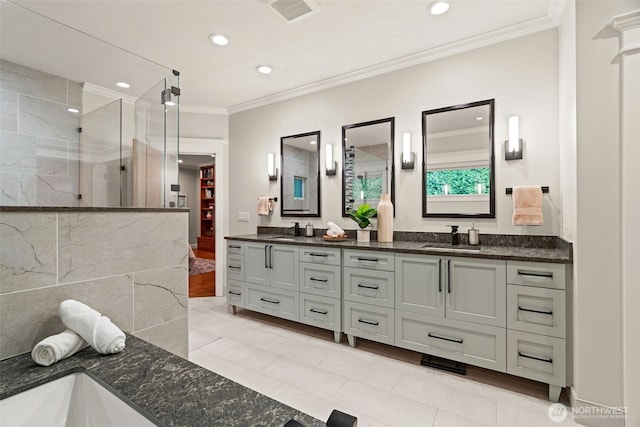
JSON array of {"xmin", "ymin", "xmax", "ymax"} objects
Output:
[
  {"xmin": 0, "ymin": 60, "xmax": 81, "ymax": 206},
  {"xmin": 0, "ymin": 210, "xmax": 189, "ymax": 360}
]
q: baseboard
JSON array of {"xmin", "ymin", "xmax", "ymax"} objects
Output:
[{"xmin": 570, "ymin": 393, "xmax": 627, "ymax": 427}]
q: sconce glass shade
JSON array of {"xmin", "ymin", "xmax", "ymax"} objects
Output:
[
  {"xmin": 505, "ymin": 115, "xmax": 523, "ymax": 160},
  {"xmin": 268, "ymin": 152, "xmax": 278, "ymax": 181},
  {"xmin": 401, "ymin": 132, "xmax": 415, "ymax": 169},
  {"xmin": 325, "ymin": 144, "xmax": 337, "ymax": 176}
]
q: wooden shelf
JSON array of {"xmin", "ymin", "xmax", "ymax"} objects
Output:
[{"xmin": 198, "ymin": 165, "xmax": 215, "ymax": 254}]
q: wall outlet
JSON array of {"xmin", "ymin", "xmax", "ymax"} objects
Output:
[{"xmin": 238, "ymin": 212, "xmax": 250, "ymax": 222}]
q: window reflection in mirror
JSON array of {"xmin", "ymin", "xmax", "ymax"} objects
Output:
[
  {"xmin": 280, "ymin": 131, "xmax": 321, "ymax": 217},
  {"xmin": 422, "ymin": 100, "xmax": 495, "ymax": 218},
  {"xmin": 342, "ymin": 118, "xmax": 395, "ymax": 216}
]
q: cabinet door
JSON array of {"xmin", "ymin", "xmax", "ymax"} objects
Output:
[
  {"xmin": 270, "ymin": 244, "xmax": 299, "ymax": 291},
  {"xmin": 395, "ymin": 254, "xmax": 445, "ymax": 317},
  {"xmin": 245, "ymin": 243, "xmax": 270, "ymax": 286},
  {"xmin": 446, "ymin": 257, "xmax": 506, "ymax": 327}
]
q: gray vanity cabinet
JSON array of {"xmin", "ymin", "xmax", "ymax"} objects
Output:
[
  {"xmin": 505, "ymin": 260, "xmax": 568, "ymax": 402},
  {"xmin": 343, "ymin": 249, "xmax": 396, "ymax": 347},
  {"xmin": 446, "ymin": 258, "xmax": 506, "ymax": 327},
  {"xmin": 298, "ymin": 246, "xmax": 342, "ymax": 343},
  {"xmin": 395, "ymin": 254, "xmax": 444, "ymax": 317},
  {"xmin": 226, "ymin": 241, "xmax": 246, "ymax": 312},
  {"xmin": 395, "ymin": 254, "xmax": 507, "ymax": 372},
  {"xmin": 244, "ymin": 243, "xmax": 299, "ymax": 291}
]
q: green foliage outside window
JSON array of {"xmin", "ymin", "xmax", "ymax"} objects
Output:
[
  {"xmin": 353, "ymin": 176, "xmax": 383, "ymax": 200},
  {"xmin": 426, "ymin": 168, "xmax": 490, "ymax": 195}
]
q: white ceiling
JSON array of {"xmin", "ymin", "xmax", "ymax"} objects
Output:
[{"xmin": 3, "ymin": 0, "xmax": 561, "ymax": 114}]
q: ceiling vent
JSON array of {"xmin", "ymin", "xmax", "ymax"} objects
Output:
[{"xmin": 269, "ymin": 0, "xmax": 319, "ymax": 22}]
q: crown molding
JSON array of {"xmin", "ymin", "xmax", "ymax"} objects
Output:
[
  {"xmin": 547, "ymin": 0, "xmax": 566, "ymax": 26},
  {"xmin": 82, "ymin": 82, "xmax": 138, "ymax": 104},
  {"xmin": 227, "ymin": 15, "xmax": 557, "ymax": 115}
]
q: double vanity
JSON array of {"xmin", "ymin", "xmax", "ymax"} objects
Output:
[{"xmin": 225, "ymin": 233, "xmax": 572, "ymax": 403}]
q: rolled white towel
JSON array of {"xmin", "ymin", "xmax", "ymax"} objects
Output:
[
  {"xmin": 59, "ymin": 300, "xmax": 126, "ymax": 354},
  {"xmin": 31, "ymin": 329, "xmax": 88, "ymax": 366},
  {"xmin": 326, "ymin": 221, "xmax": 345, "ymax": 237}
]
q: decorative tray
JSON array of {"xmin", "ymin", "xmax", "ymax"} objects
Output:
[{"xmin": 322, "ymin": 234, "xmax": 347, "ymax": 241}]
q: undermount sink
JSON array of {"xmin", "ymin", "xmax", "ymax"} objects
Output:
[
  {"xmin": 0, "ymin": 372, "xmax": 156, "ymax": 427},
  {"xmin": 420, "ymin": 243, "xmax": 480, "ymax": 252}
]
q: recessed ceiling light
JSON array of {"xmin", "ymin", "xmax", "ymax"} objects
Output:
[
  {"xmin": 209, "ymin": 33, "xmax": 229, "ymax": 46},
  {"xmin": 67, "ymin": 108, "xmax": 80, "ymax": 113},
  {"xmin": 178, "ymin": 159, "xmax": 184, "ymax": 163},
  {"xmin": 476, "ymin": 116, "xmax": 484, "ymax": 121},
  {"xmin": 165, "ymin": 101, "xmax": 176, "ymax": 106},
  {"xmin": 429, "ymin": 0, "xmax": 450, "ymax": 15},
  {"xmin": 310, "ymin": 140, "xmax": 316, "ymax": 145},
  {"xmin": 256, "ymin": 65, "xmax": 272, "ymax": 74},
  {"xmin": 116, "ymin": 82, "xmax": 130, "ymax": 88}
]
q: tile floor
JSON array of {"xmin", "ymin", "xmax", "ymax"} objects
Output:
[{"xmin": 188, "ymin": 297, "xmax": 579, "ymax": 427}]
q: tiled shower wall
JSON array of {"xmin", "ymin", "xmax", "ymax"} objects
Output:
[
  {"xmin": 0, "ymin": 210, "xmax": 189, "ymax": 360},
  {"xmin": 0, "ymin": 60, "xmax": 82, "ymax": 206}
]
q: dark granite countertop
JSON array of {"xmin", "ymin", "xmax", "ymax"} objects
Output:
[
  {"xmin": 0, "ymin": 335, "xmax": 322, "ymax": 427},
  {"xmin": 225, "ymin": 234, "xmax": 572, "ymax": 264}
]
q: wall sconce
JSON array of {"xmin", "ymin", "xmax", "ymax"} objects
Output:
[
  {"xmin": 401, "ymin": 132, "xmax": 415, "ymax": 169},
  {"xmin": 267, "ymin": 152, "xmax": 278, "ymax": 181},
  {"xmin": 325, "ymin": 144, "xmax": 337, "ymax": 176},
  {"xmin": 505, "ymin": 116, "xmax": 523, "ymax": 160}
]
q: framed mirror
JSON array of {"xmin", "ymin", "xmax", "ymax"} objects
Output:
[
  {"xmin": 280, "ymin": 131, "xmax": 321, "ymax": 217},
  {"xmin": 422, "ymin": 99, "xmax": 495, "ymax": 218},
  {"xmin": 342, "ymin": 117, "xmax": 395, "ymax": 216}
]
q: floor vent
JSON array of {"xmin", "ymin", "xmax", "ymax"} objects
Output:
[
  {"xmin": 421, "ymin": 354, "xmax": 467, "ymax": 375},
  {"xmin": 269, "ymin": 0, "xmax": 319, "ymax": 22}
]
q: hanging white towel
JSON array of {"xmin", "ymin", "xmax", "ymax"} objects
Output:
[
  {"xmin": 512, "ymin": 185, "xmax": 544, "ymax": 225},
  {"xmin": 258, "ymin": 196, "xmax": 270, "ymax": 216},
  {"xmin": 59, "ymin": 300, "xmax": 126, "ymax": 354},
  {"xmin": 31, "ymin": 329, "xmax": 88, "ymax": 366}
]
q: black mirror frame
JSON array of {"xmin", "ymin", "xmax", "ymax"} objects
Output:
[
  {"xmin": 421, "ymin": 99, "xmax": 496, "ymax": 218},
  {"xmin": 280, "ymin": 130, "xmax": 322, "ymax": 218},
  {"xmin": 341, "ymin": 117, "xmax": 395, "ymax": 217}
]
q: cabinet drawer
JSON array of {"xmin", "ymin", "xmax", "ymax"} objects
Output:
[
  {"xmin": 343, "ymin": 250, "xmax": 394, "ymax": 271},
  {"xmin": 246, "ymin": 284, "xmax": 298, "ymax": 322},
  {"xmin": 300, "ymin": 263, "xmax": 341, "ymax": 298},
  {"xmin": 299, "ymin": 246, "xmax": 341, "ymax": 266},
  {"xmin": 344, "ymin": 267, "xmax": 394, "ymax": 308},
  {"xmin": 227, "ymin": 241, "xmax": 244, "ymax": 255},
  {"xmin": 299, "ymin": 294, "xmax": 341, "ymax": 332},
  {"xmin": 227, "ymin": 280, "xmax": 244, "ymax": 308},
  {"xmin": 507, "ymin": 285, "xmax": 566, "ymax": 338},
  {"xmin": 227, "ymin": 254, "xmax": 245, "ymax": 281},
  {"xmin": 507, "ymin": 261, "xmax": 566, "ymax": 289},
  {"xmin": 343, "ymin": 301, "xmax": 394, "ymax": 345},
  {"xmin": 507, "ymin": 330, "xmax": 566, "ymax": 386},
  {"xmin": 395, "ymin": 310, "xmax": 506, "ymax": 372}
]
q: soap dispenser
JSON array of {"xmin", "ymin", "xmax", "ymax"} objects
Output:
[
  {"xmin": 305, "ymin": 221, "xmax": 314, "ymax": 237},
  {"xmin": 293, "ymin": 222, "xmax": 301, "ymax": 237},
  {"xmin": 450, "ymin": 225, "xmax": 459, "ymax": 245},
  {"xmin": 468, "ymin": 223, "xmax": 479, "ymax": 246}
]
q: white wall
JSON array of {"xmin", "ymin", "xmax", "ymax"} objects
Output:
[
  {"xmin": 228, "ymin": 29, "xmax": 560, "ymax": 237},
  {"xmin": 573, "ymin": 0, "xmax": 638, "ymax": 424}
]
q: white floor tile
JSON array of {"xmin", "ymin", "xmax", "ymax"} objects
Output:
[
  {"xmin": 332, "ymin": 381, "xmax": 438, "ymax": 426},
  {"xmin": 188, "ymin": 297, "xmax": 573, "ymax": 427},
  {"xmin": 392, "ymin": 374, "xmax": 498, "ymax": 426}
]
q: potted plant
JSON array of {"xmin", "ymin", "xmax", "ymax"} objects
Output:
[{"xmin": 348, "ymin": 204, "xmax": 377, "ymax": 243}]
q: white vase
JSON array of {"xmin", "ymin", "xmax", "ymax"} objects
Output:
[
  {"xmin": 377, "ymin": 193, "xmax": 394, "ymax": 242},
  {"xmin": 357, "ymin": 229, "xmax": 370, "ymax": 243}
]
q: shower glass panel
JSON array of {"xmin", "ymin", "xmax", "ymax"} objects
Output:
[
  {"xmin": 79, "ymin": 99, "xmax": 122, "ymax": 207},
  {"xmin": 133, "ymin": 74, "xmax": 180, "ymax": 208}
]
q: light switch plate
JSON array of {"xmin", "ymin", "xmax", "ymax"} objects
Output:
[{"xmin": 238, "ymin": 212, "xmax": 250, "ymax": 222}]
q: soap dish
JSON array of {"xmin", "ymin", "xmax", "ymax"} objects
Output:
[{"xmin": 323, "ymin": 234, "xmax": 347, "ymax": 241}]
